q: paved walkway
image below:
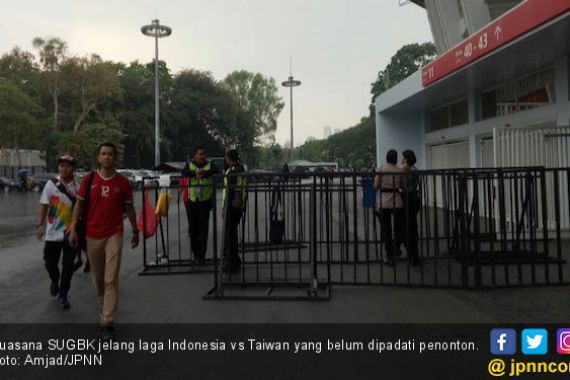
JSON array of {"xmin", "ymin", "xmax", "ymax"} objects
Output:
[{"xmin": 1, "ymin": 234, "xmax": 569, "ymax": 324}]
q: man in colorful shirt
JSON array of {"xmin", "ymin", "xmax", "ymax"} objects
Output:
[
  {"xmin": 37, "ymin": 154, "xmax": 79, "ymax": 310},
  {"xmin": 69, "ymin": 142, "xmax": 139, "ymax": 341}
]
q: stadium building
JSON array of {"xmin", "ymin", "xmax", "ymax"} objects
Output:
[{"xmin": 375, "ymin": 0, "xmax": 570, "ymax": 170}]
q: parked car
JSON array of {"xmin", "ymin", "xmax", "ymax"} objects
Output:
[
  {"xmin": 0, "ymin": 177, "xmax": 18, "ymax": 193},
  {"xmin": 292, "ymin": 166, "xmax": 310, "ymax": 178},
  {"xmin": 133, "ymin": 170, "xmax": 157, "ymax": 189},
  {"xmin": 30, "ymin": 173, "xmax": 58, "ymax": 192},
  {"xmin": 75, "ymin": 169, "xmax": 90, "ymax": 180},
  {"xmin": 157, "ymin": 172, "xmax": 181, "ymax": 188}
]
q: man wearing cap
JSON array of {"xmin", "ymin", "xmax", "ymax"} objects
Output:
[{"xmin": 36, "ymin": 154, "xmax": 79, "ymax": 310}]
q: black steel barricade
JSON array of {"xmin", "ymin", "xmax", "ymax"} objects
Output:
[
  {"xmin": 139, "ymin": 167, "xmax": 570, "ymax": 299},
  {"xmin": 204, "ymin": 174, "xmax": 331, "ymax": 300},
  {"xmin": 139, "ymin": 177, "xmax": 219, "ymax": 275}
]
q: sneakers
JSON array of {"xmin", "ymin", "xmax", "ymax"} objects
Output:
[
  {"xmin": 149, "ymin": 256, "xmax": 169, "ymax": 266},
  {"xmin": 50, "ymin": 281, "xmax": 59, "ymax": 297},
  {"xmin": 100, "ymin": 325, "xmax": 116, "ymax": 341},
  {"xmin": 57, "ymin": 294, "xmax": 70, "ymax": 310}
]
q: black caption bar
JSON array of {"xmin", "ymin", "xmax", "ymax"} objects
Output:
[{"xmin": 0, "ymin": 324, "xmax": 568, "ymax": 380}]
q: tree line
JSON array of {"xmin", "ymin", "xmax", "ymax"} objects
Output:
[
  {"xmin": 0, "ymin": 37, "xmax": 284, "ymax": 170},
  {"xmin": 292, "ymin": 42, "xmax": 437, "ymax": 169},
  {"xmin": 0, "ymin": 37, "xmax": 435, "ymax": 171}
]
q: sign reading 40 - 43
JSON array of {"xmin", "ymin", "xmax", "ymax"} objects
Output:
[{"xmin": 422, "ymin": 0, "xmax": 570, "ymax": 87}]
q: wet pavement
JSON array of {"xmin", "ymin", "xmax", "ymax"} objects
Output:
[
  {"xmin": 0, "ymin": 191, "xmax": 568, "ymax": 324},
  {"xmin": 0, "ymin": 192, "xmax": 40, "ymax": 249}
]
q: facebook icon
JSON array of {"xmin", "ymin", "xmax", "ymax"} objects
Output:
[{"xmin": 491, "ymin": 329, "xmax": 517, "ymax": 355}]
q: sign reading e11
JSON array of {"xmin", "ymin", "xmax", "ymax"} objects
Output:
[{"xmin": 421, "ymin": 0, "xmax": 570, "ymax": 87}]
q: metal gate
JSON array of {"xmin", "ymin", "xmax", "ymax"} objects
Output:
[
  {"xmin": 137, "ymin": 168, "xmax": 569, "ymax": 300},
  {"xmin": 202, "ymin": 169, "xmax": 569, "ymax": 300},
  {"xmin": 493, "ymin": 125, "xmax": 570, "ymax": 230}
]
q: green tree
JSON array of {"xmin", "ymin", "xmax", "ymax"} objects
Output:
[
  {"xmin": 370, "ymin": 42, "xmax": 436, "ymax": 112},
  {"xmin": 59, "ymin": 54, "xmax": 123, "ymax": 133},
  {"xmin": 62, "ymin": 123, "xmax": 126, "ymax": 169},
  {"xmin": 0, "ymin": 47, "xmax": 40, "ymax": 98},
  {"xmin": 294, "ymin": 117, "xmax": 375, "ymax": 168},
  {"xmin": 165, "ymin": 69, "xmax": 234, "ymax": 161},
  {"xmin": 0, "ymin": 79, "xmax": 42, "ymax": 149},
  {"xmin": 222, "ymin": 70, "xmax": 284, "ymax": 165},
  {"xmin": 32, "ymin": 37, "xmax": 67, "ymax": 131},
  {"xmin": 119, "ymin": 61, "xmax": 155, "ymax": 168},
  {"xmin": 120, "ymin": 60, "xmax": 173, "ymax": 168},
  {"xmin": 257, "ymin": 143, "xmax": 286, "ymax": 169}
]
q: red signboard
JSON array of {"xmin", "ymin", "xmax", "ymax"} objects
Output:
[{"xmin": 421, "ymin": 0, "xmax": 570, "ymax": 87}]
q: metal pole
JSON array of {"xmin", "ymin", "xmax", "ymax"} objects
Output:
[
  {"xmin": 290, "ymin": 85, "xmax": 294, "ymax": 161},
  {"xmin": 141, "ymin": 19, "xmax": 171, "ymax": 167},
  {"xmin": 282, "ymin": 68, "xmax": 301, "ymax": 164},
  {"xmin": 154, "ymin": 32, "xmax": 160, "ymax": 167}
]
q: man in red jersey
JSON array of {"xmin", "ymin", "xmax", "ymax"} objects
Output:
[{"xmin": 69, "ymin": 142, "xmax": 139, "ymax": 341}]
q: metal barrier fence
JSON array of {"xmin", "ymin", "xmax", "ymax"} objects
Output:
[
  {"xmin": 139, "ymin": 180, "xmax": 220, "ymax": 275},
  {"xmin": 139, "ymin": 168, "xmax": 570, "ymax": 300},
  {"xmin": 204, "ymin": 176, "xmax": 331, "ymax": 300}
]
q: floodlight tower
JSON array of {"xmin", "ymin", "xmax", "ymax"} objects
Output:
[
  {"xmin": 282, "ymin": 60, "xmax": 301, "ymax": 161},
  {"xmin": 141, "ymin": 19, "xmax": 172, "ymax": 166}
]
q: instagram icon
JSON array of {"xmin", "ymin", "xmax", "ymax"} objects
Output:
[{"xmin": 557, "ymin": 329, "xmax": 570, "ymax": 354}]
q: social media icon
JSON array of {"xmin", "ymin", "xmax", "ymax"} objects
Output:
[
  {"xmin": 491, "ymin": 329, "xmax": 516, "ymax": 355},
  {"xmin": 522, "ymin": 329, "xmax": 548, "ymax": 355},
  {"xmin": 557, "ymin": 329, "xmax": 570, "ymax": 354}
]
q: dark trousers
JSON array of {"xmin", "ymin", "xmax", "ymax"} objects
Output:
[
  {"xmin": 402, "ymin": 192, "xmax": 420, "ymax": 260},
  {"xmin": 378, "ymin": 208, "xmax": 403, "ymax": 259},
  {"xmin": 44, "ymin": 241, "xmax": 76, "ymax": 296},
  {"xmin": 223, "ymin": 207, "xmax": 242, "ymax": 270},
  {"xmin": 186, "ymin": 200, "xmax": 212, "ymax": 260}
]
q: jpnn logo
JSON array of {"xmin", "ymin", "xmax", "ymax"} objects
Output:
[
  {"xmin": 491, "ymin": 329, "xmax": 516, "ymax": 355},
  {"xmin": 522, "ymin": 329, "xmax": 548, "ymax": 355}
]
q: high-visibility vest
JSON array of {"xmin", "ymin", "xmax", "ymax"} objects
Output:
[
  {"xmin": 188, "ymin": 162, "xmax": 213, "ymax": 202},
  {"xmin": 223, "ymin": 166, "xmax": 246, "ymax": 204}
]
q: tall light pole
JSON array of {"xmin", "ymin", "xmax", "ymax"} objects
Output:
[
  {"xmin": 141, "ymin": 19, "xmax": 172, "ymax": 167},
  {"xmin": 282, "ymin": 63, "xmax": 301, "ymax": 162}
]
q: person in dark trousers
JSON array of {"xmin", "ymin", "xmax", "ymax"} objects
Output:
[
  {"xmin": 181, "ymin": 146, "xmax": 219, "ymax": 264},
  {"xmin": 222, "ymin": 149, "xmax": 246, "ymax": 274},
  {"xmin": 37, "ymin": 154, "xmax": 79, "ymax": 309},
  {"xmin": 19, "ymin": 170, "xmax": 28, "ymax": 192},
  {"xmin": 401, "ymin": 150, "xmax": 421, "ymax": 266},
  {"xmin": 374, "ymin": 149, "xmax": 403, "ymax": 266}
]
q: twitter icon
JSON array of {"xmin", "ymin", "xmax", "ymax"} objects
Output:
[{"xmin": 522, "ymin": 329, "xmax": 548, "ymax": 355}]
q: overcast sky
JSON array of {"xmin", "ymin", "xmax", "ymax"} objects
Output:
[{"xmin": 0, "ymin": 0, "xmax": 432, "ymax": 146}]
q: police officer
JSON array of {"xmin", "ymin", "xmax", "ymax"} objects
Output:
[
  {"xmin": 222, "ymin": 149, "xmax": 246, "ymax": 274},
  {"xmin": 182, "ymin": 146, "xmax": 219, "ymax": 264}
]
